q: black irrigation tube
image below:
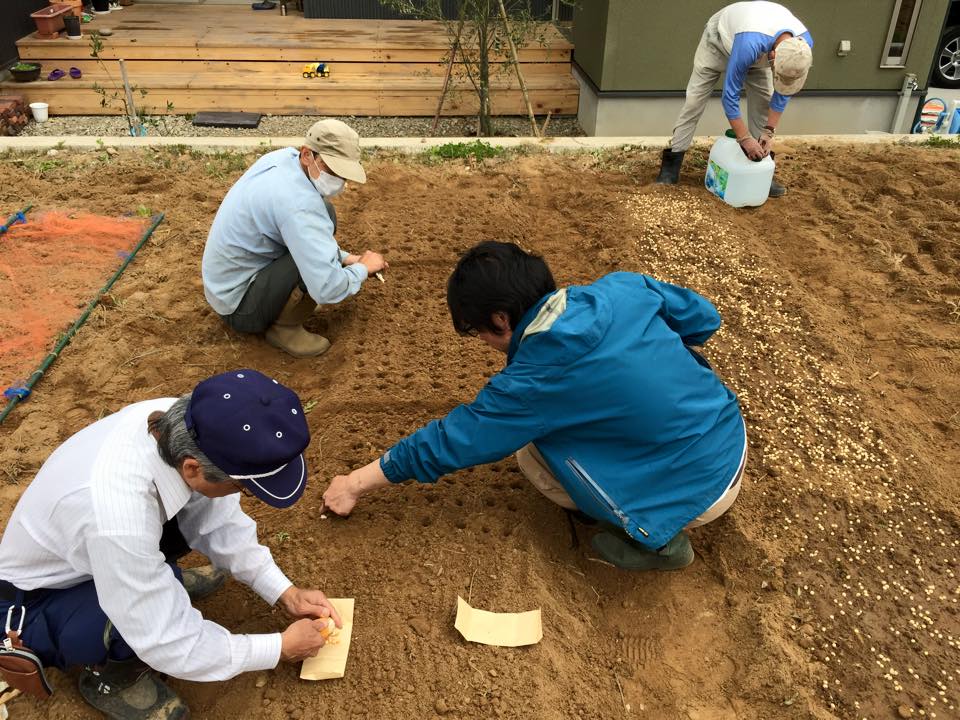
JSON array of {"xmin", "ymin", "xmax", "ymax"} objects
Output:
[{"xmin": 0, "ymin": 212, "xmax": 165, "ymax": 427}]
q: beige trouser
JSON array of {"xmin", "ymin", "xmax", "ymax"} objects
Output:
[
  {"xmin": 515, "ymin": 442, "xmax": 745, "ymax": 530},
  {"xmin": 669, "ymin": 12, "xmax": 773, "ymax": 152}
]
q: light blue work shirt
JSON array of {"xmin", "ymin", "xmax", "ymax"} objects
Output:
[{"xmin": 202, "ymin": 148, "xmax": 367, "ymax": 316}]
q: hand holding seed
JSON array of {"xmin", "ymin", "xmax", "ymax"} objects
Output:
[
  {"xmin": 321, "ymin": 474, "xmax": 361, "ymax": 516},
  {"xmin": 279, "ymin": 586, "xmax": 342, "ymax": 626},
  {"xmin": 280, "ymin": 618, "xmax": 329, "ymax": 661},
  {"xmin": 359, "ymin": 250, "xmax": 388, "ymax": 275}
]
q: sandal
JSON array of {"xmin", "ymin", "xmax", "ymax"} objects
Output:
[
  {"xmin": 46, "ymin": 68, "xmax": 65, "ymax": 81},
  {"xmin": 69, "ymin": 67, "xmax": 82, "ymax": 79}
]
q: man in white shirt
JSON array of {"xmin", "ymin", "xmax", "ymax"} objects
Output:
[
  {"xmin": 655, "ymin": 1, "xmax": 813, "ymax": 197},
  {"xmin": 202, "ymin": 119, "xmax": 389, "ymax": 358},
  {"xmin": 0, "ymin": 370, "xmax": 339, "ymax": 719}
]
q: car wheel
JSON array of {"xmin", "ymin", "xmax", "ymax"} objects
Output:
[{"xmin": 934, "ymin": 26, "xmax": 960, "ymax": 88}]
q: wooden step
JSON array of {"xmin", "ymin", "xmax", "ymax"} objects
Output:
[
  {"xmin": 8, "ymin": 4, "xmax": 577, "ymax": 117},
  {"xmin": 17, "ymin": 8, "xmax": 572, "ymax": 63},
  {"xmin": 12, "ymin": 59, "xmax": 573, "ymax": 80},
  {"xmin": 9, "ymin": 68, "xmax": 577, "ymax": 90}
]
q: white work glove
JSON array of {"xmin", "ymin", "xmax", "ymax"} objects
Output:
[
  {"xmin": 738, "ymin": 136, "xmax": 766, "ymax": 161},
  {"xmin": 759, "ymin": 128, "xmax": 775, "ymax": 154}
]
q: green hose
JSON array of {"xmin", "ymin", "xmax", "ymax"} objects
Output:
[{"xmin": 0, "ymin": 212, "xmax": 165, "ymax": 426}]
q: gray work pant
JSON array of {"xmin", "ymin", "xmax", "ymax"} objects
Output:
[
  {"xmin": 669, "ymin": 12, "xmax": 773, "ymax": 152},
  {"xmin": 221, "ymin": 198, "xmax": 337, "ymax": 334}
]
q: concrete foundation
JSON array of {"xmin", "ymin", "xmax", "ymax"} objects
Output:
[{"xmin": 574, "ymin": 66, "xmax": 924, "ymax": 137}]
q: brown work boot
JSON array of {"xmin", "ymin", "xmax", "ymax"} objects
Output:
[{"xmin": 265, "ymin": 288, "xmax": 330, "ymax": 358}]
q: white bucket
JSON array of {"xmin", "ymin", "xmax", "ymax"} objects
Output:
[
  {"xmin": 704, "ymin": 132, "xmax": 775, "ymax": 208},
  {"xmin": 29, "ymin": 102, "xmax": 49, "ymax": 122}
]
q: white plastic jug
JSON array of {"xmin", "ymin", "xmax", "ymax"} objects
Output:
[{"xmin": 704, "ymin": 130, "xmax": 775, "ymax": 208}]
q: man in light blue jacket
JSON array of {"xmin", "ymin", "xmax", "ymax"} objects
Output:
[
  {"xmin": 322, "ymin": 242, "xmax": 747, "ymax": 570},
  {"xmin": 202, "ymin": 120, "xmax": 388, "ymax": 358}
]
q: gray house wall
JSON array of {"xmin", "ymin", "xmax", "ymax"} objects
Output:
[
  {"xmin": 2, "ymin": 0, "xmax": 48, "ymax": 67},
  {"xmin": 573, "ymin": 0, "xmax": 951, "ymax": 135}
]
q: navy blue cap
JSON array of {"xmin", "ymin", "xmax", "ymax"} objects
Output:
[{"xmin": 185, "ymin": 369, "xmax": 309, "ymax": 508}]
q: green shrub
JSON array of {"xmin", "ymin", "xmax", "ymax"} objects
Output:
[{"xmin": 427, "ymin": 140, "xmax": 505, "ymax": 161}]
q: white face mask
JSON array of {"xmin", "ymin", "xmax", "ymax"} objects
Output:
[{"xmin": 310, "ymin": 159, "xmax": 346, "ymax": 197}]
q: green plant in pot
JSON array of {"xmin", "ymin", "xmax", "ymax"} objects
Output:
[{"xmin": 11, "ymin": 62, "xmax": 42, "ymax": 83}]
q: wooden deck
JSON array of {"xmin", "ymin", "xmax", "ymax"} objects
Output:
[{"xmin": 2, "ymin": 4, "xmax": 578, "ymax": 117}]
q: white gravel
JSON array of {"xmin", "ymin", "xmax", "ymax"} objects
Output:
[{"xmin": 19, "ymin": 114, "xmax": 583, "ymax": 138}]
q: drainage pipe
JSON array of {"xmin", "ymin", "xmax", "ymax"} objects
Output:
[
  {"xmin": 0, "ymin": 212, "xmax": 165, "ymax": 426},
  {"xmin": 890, "ymin": 73, "xmax": 919, "ymax": 134}
]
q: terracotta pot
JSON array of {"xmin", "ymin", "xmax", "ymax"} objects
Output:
[
  {"xmin": 31, "ymin": 4, "xmax": 72, "ymax": 38},
  {"xmin": 52, "ymin": 0, "xmax": 84, "ymax": 19}
]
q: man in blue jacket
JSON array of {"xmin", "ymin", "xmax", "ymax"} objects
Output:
[
  {"xmin": 655, "ymin": 1, "xmax": 813, "ymax": 197},
  {"xmin": 321, "ymin": 242, "xmax": 747, "ymax": 570}
]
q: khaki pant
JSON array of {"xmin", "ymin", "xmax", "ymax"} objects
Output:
[
  {"xmin": 515, "ymin": 442, "xmax": 745, "ymax": 529},
  {"xmin": 669, "ymin": 12, "xmax": 772, "ymax": 152}
]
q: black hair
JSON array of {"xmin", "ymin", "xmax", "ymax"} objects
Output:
[{"xmin": 446, "ymin": 241, "xmax": 556, "ymax": 335}]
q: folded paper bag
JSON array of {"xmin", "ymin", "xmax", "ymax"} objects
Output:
[
  {"xmin": 454, "ymin": 596, "xmax": 542, "ymax": 647},
  {"xmin": 300, "ymin": 598, "xmax": 354, "ymax": 681}
]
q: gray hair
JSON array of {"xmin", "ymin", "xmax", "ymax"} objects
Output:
[{"xmin": 148, "ymin": 394, "xmax": 231, "ymax": 483}]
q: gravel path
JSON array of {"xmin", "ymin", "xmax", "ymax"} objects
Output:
[{"xmin": 19, "ymin": 114, "xmax": 583, "ymax": 137}]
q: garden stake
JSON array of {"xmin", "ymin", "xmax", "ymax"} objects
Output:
[
  {"xmin": 497, "ymin": 0, "xmax": 539, "ymax": 138},
  {"xmin": 0, "ymin": 213, "xmax": 165, "ymax": 426},
  {"xmin": 118, "ymin": 58, "xmax": 144, "ymax": 136},
  {"xmin": 432, "ymin": 15, "xmax": 466, "ymax": 135}
]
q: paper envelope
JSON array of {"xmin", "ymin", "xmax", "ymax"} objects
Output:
[
  {"xmin": 300, "ymin": 598, "xmax": 355, "ymax": 681},
  {"xmin": 454, "ymin": 596, "xmax": 542, "ymax": 647}
]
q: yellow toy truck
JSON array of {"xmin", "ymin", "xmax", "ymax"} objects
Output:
[{"xmin": 302, "ymin": 62, "xmax": 331, "ymax": 79}]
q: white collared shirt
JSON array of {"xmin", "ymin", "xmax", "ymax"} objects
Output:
[{"xmin": 0, "ymin": 399, "xmax": 292, "ymax": 682}]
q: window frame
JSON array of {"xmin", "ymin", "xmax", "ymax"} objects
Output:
[{"xmin": 880, "ymin": 0, "xmax": 924, "ymax": 68}]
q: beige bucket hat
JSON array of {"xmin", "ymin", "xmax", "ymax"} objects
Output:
[
  {"xmin": 773, "ymin": 36, "xmax": 813, "ymax": 96},
  {"xmin": 304, "ymin": 119, "xmax": 366, "ymax": 184}
]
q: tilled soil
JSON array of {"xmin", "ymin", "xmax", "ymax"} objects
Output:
[{"xmin": 0, "ymin": 142, "xmax": 957, "ymax": 720}]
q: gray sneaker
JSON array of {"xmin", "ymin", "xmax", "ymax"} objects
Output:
[
  {"xmin": 591, "ymin": 531, "xmax": 694, "ymax": 571},
  {"xmin": 769, "ymin": 178, "xmax": 787, "ymax": 198},
  {"xmin": 78, "ymin": 661, "xmax": 189, "ymax": 720},
  {"xmin": 181, "ymin": 565, "xmax": 229, "ymax": 601}
]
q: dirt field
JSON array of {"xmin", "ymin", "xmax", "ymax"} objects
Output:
[{"xmin": 0, "ymin": 141, "xmax": 958, "ymax": 720}]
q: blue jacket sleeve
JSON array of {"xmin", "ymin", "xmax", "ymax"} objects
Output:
[
  {"xmin": 641, "ymin": 276, "xmax": 721, "ymax": 346},
  {"xmin": 380, "ymin": 371, "xmax": 544, "ymax": 484}
]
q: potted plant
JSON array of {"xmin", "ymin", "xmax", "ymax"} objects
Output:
[{"xmin": 10, "ymin": 62, "xmax": 43, "ymax": 82}]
